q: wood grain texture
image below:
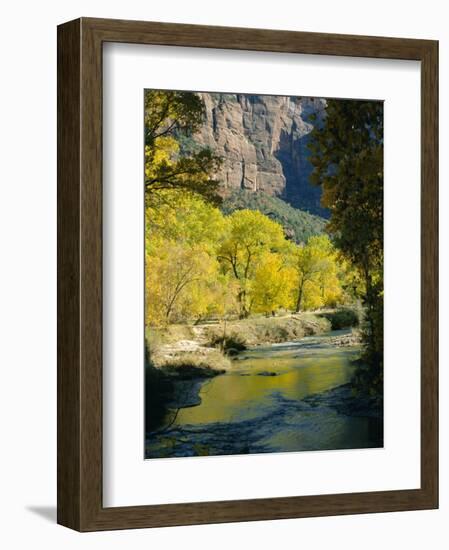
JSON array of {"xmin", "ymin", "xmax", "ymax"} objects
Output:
[
  {"xmin": 57, "ymin": 17, "xmax": 439, "ymax": 532},
  {"xmin": 57, "ymin": 18, "xmax": 81, "ymax": 531},
  {"xmin": 420, "ymin": 40, "xmax": 439, "ymax": 503},
  {"xmin": 84, "ymin": 17, "xmax": 433, "ymax": 59}
]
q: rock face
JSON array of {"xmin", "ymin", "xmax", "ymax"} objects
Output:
[{"xmin": 194, "ymin": 93, "xmax": 327, "ymax": 215}]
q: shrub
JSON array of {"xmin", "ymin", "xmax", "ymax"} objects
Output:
[
  {"xmin": 209, "ymin": 333, "xmax": 247, "ymax": 354},
  {"xmin": 325, "ymin": 308, "xmax": 360, "ymax": 330},
  {"xmin": 145, "ymin": 360, "xmax": 175, "ymax": 432}
]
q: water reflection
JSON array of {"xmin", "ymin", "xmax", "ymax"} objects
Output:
[{"xmin": 145, "ymin": 332, "xmax": 383, "ymax": 458}]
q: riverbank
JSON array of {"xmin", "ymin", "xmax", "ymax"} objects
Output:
[
  {"xmin": 145, "ymin": 331, "xmax": 382, "ymax": 458},
  {"xmin": 145, "ymin": 310, "xmax": 365, "ymax": 438},
  {"xmin": 147, "ymin": 311, "xmax": 345, "ymax": 378}
]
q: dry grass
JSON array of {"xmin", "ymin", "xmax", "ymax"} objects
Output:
[
  {"xmin": 206, "ymin": 313, "xmax": 331, "ymax": 347},
  {"xmin": 146, "ymin": 324, "xmax": 196, "ymax": 348},
  {"xmin": 156, "ymin": 349, "xmax": 231, "ymax": 378},
  {"xmin": 146, "ymin": 312, "xmax": 332, "ymax": 379}
]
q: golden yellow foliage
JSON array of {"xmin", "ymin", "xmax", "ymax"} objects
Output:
[{"xmin": 251, "ymin": 253, "xmax": 295, "ymax": 314}]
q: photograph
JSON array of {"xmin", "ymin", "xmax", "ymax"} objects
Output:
[{"xmin": 144, "ymin": 90, "xmax": 384, "ymax": 459}]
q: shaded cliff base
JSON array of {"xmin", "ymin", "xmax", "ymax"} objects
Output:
[{"xmin": 221, "ymin": 190, "xmax": 327, "ymax": 243}]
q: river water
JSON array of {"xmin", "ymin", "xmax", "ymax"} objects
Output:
[{"xmin": 145, "ymin": 331, "xmax": 383, "ymax": 459}]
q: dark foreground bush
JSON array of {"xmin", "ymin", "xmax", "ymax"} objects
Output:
[
  {"xmin": 209, "ymin": 333, "xmax": 247, "ymax": 355},
  {"xmin": 324, "ymin": 308, "xmax": 360, "ymax": 330},
  {"xmin": 350, "ymin": 358, "xmax": 384, "ymax": 401},
  {"xmin": 145, "ymin": 362, "xmax": 175, "ymax": 433}
]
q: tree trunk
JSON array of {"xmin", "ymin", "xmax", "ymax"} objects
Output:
[
  {"xmin": 295, "ymin": 282, "xmax": 304, "ymax": 313},
  {"xmin": 362, "ymin": 264, "xmax": 377, "ymax": 363},
  {"xmin": 238, "ymin": 289, "xmax": 250, "ymax": 319},
  {"xmin": 221, "ymin": 318, "xmax": 227, "ymax": 351}
]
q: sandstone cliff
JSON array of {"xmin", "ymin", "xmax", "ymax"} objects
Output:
[{"xmin": 194, "ymin": 93, "xmax": 327, "ymax": 215}]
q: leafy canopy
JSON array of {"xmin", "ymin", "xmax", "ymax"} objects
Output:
[
  {"xmin": 144, "ymin": 90, "xmax": 222, "ymax": 205},
  {"xmin": 308, "ymin": 99, "xmax": 383, "ymax": 373}
]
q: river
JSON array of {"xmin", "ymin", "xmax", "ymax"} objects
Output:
[{"xmin": 145, "ymin": 330, "xmax": 383, "ymax": 459}]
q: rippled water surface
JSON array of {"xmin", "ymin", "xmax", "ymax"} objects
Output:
[{"xmin": 145, "ymin": 331, "xmax": 383, "ymax": 459}]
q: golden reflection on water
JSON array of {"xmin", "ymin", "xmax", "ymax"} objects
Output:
[{"xmin": 176, "ymin": 344, "xmax": 360, "ymax": 426}]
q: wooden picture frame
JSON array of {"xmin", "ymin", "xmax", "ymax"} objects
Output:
[{"xmin": 57, "ymin": 17, "xmax": 438, "ymax": 531}]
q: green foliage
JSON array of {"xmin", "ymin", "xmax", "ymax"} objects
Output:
[
  {"xmin": 144, "ymin": 90, "xmax": 222, "ymax": 205},
  {"xmin": 144, "ymin": 90, "xmax": 204, "ymax": 145},
  {"xmin": 308, "ymin": 99, "xmax": 383, "ymax": 375},
  {"xmin": 221, "ymin": 190, "xmax": 326, "ymax": 243},
  {"xmin": 322, "ymin": 308, "xmax": 360, "ymax": 330},
  {"xmin": 175, "ymin": 132, "xmax": 203, "ymax": 156}
]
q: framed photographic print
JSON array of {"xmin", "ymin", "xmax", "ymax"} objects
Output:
[{"xmin": 57, "ymin": 17, "xmax": 438, "ymax": 531}]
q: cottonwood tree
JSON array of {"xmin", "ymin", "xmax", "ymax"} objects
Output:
[
  {"xmin": 217, "ymin": 210, "xmax": 286, "ymax": 318},
  {"xmin": 308, "ymin": 99, "xmax": 383, "ymax": 373},
  {"xmin": 144, "ymin": 90, "xmax": 222, "ymax": 205},
  {"xmin": 287, "ymin": 235, "xmax": 341, "ymax": 312},
  {"xmin": 251, "ymin": 252, "xmax": 295, "ymax": 315},
  {"xmin": 146, "ymin": 240, "xmax": 218, "ymax": 325}
]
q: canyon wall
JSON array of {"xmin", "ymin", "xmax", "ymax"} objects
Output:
[{"xmin": 194, "ymin": 93, "xmax": 327, "ymax": 215}]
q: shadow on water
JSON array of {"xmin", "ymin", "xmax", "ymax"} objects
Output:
[{"xmin": 145, "ymin": 331, "xmax": 383, "ymax": 459}]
